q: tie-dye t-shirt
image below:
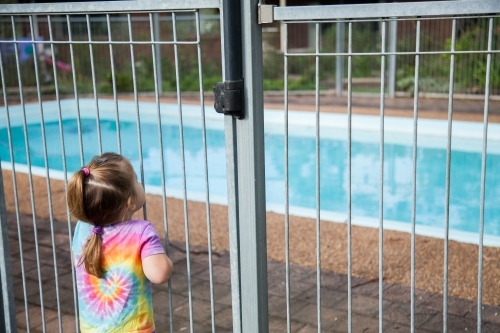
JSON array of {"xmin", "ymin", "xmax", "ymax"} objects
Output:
[{"xmin": 72, "ymin": 220, "xmax": 165, "ymax": 333}]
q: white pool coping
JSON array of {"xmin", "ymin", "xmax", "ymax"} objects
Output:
[{"xmin": 2, "ymin": 98, "xmax": 500, "ymax": 246}]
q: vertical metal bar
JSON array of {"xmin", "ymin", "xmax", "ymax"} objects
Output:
[
  {"xmin": 0, "ymin": 160, "xmax": 16, "ymax": 333},
  {"xmin": 443, "ymin": 18, "xmax": 457, "ymax": 333},
  {"xmin": 86, "ymin": 14, "xmax": 102, "ymax": 155},
  {"xmin": 106, "ymin": 14, "xmax": 122, "ymax": 154},
  {"xmin": 284, "ymin": 22, "xmax": 291, "ymax": 333},
  {"xmin": 221, "ymin": 0, "xmax": 243, "ymax": 330},
  {"xmin": 1, "ymin": 18, "xmax": 30, "ymax": 333},
  {"xmin": 127, "ymin": 13, "xmax": 147, "ymax": 220},
  {"xmin": 335, "ymin": 21, "xmax": 344, "ymax": 96},
  {"xmin": 32, "ymin": 14, "xmax": 40, "ymax": 45},
  {"xmin": 410, "ymin": 20, "xmax": 421, "ymax": 333},
  {"xmin": 172, "ymin": 12, "xmax": 195, "ymax": 333},
  {"xmin": 12, "ymin": 15, "xmax": 47, "ymax": 332},
  {"xmin": 48, "ymin": 15, "xmax": 80, "ymax": 333},
  {"xmin": 153, "ymin": 13, "xmax": 163, "ymax": 93},
  {"xmin": 388, "ymin": 20, "xmax": 397, "ymax": 98},
  {"xmin": 148, "ymin": 13, "xmax": 174, "ymax": 333},
  {"xmin": 0, "ymin": 45, "xmax": 17, "ymax": 333},
  {"xmin": 29, "ymin": 15, "xmax": 63, "ymax": 333},
  {"xmin": 314, "ymin": 22, "xmax": 322, "ymax": 333},
  {"xmin": 378, "ymin": 20, "xmax": 386, "ymax": 333},
  {"xmin": 347, "ymin": 21, "xmax": 353, "ymax": 333},
  {"xmin": 239, "ymin": 0, "xmax": 268, "ymax": 330},
  {"xmin": 65, "ymin": 15, "xmax": 84, "ymax": 166},
  {"xmin": 195, "ymin": 10, "xmax": 217, "ymax": 332},
  {"xmin": 477, "ymin": 17, "xmax": 494, "ymax": 333}
]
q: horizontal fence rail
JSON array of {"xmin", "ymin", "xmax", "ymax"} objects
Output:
[
  {"xmin": 274, "ymin": 0, "xmax": 500, "ymax": 21},
  {"xmin": 0, "ymin": 0, "xmax": 220, "ymax": 15}
]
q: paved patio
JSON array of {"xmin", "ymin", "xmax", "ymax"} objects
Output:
[{"xmin": 7, "ymin": 212, "xmax": 500, "ymax": 333}]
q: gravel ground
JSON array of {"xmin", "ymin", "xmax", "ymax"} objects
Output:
[{"xmin": 3, "ymin": 171, "xmax": 500, "ymax": 305}]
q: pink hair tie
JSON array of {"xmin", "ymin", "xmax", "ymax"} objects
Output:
[
  {"xmin": 92, "ymin": 226, "xmax": 103, "ymax": 235},
  {"xmin": 82, "ymin": 167, "xmax": 90, "ymax": 177}
]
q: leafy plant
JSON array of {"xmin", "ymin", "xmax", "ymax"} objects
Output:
[
  {"xmin": 444, "ymin": 19, "xmax": 500, "ymax": 93},
  {"xmin": 397, "ymin": 18, "xmax": 500, "ymax": 95}
]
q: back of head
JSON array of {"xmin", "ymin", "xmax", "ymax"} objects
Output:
[
  {"xmin": 67, "ymin": 152, "xmax": 136, "ymax": 226},
  {"xmin": 67, "ymin": 152, "xmax": 136, "ymax": 278}
]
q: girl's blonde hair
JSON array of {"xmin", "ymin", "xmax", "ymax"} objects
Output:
[{"xmin": 67, "ymin": 152, "xmax": 137, "ymax": 278}]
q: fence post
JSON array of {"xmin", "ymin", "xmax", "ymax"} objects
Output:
[
  {"xmin": 221, "ymin": 0, "xmax": 269, "ymax": 331},
  {"xmin": 238, "ymin": 0, "xmax": 268, "ymax": 331},
  {"xmin": 0, "ymin": 162, "xmax": 16, "ymax": 332}
]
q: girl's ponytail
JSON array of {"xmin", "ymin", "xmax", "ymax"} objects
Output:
[
  {"xmin": 80, "ymin": 226, "xmax": 105, "ymax": 278},
  {"xmin": 68, "ymin": 168, "xmax": 105, "ymax": 278}
]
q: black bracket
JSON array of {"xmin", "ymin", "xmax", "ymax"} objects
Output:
[{"xmin": 213, "ymin": 79, "xmax": 244, "ymax": 119}]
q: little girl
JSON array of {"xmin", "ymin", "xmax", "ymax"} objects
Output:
[{"xmin": 67, "ymin": 152, "xmax": 173, "ymax": 333}]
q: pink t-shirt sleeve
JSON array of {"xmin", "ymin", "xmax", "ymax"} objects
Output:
[{"xmin": 140, "ymin": 223, "xmax": 166, "ymax": 259}]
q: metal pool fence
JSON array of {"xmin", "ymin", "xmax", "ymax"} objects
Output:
[{"xmin": 0, "ymin": 1, "xmax": 499, "ymax": 333}]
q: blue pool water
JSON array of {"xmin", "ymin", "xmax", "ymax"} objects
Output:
[{"xmin": 1, "ymin": 101, "xmax": 499, "ymax": 240}]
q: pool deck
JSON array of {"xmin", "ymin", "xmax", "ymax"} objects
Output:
[
  {"xmin": 9, "ymin": 212, "xmax": 500, "ymax": 333},
  {"xmin": 4, "ymin": 90, "xmax": 500, "ymax": 123},
  {"xmin": 135, "ymin": 90, "xmax": 500, "ymax": 122}
]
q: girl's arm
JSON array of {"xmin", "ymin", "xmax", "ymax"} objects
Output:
[{"xmin": 142, "ymin": 253, "xmax": 173, "ymax": 284}]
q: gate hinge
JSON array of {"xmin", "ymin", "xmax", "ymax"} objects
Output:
[
  {"xmin": 258, "ymin": 4, "xmax": 275, "ymax": 24},
  {"xmin": 214, "ymin": 79, "xmax": 244, "ymax": 119}
]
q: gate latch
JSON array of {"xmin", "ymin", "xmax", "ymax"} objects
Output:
[{"xmin": 213, "ymin": 79, "xmax": 244, "ymax": 119}]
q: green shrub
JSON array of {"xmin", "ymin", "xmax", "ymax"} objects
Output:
[
  {"xmin": 444, "ymin": 19, "xmax": 500, "ymax": 93},
  {"xmin": 397, "ymin": 18, "xmax": 500, "ymax": 95}
]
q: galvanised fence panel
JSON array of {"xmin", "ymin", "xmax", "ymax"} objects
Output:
[
  {"xmin": 271, "ymin": 1, "xmax": 500, "ymax": 333},
  {"xmin": 0, "ymin": 0, "xmax": 268, "ymax": 332}
]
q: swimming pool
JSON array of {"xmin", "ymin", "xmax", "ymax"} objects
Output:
[{"xmin": 1, "ymin": 98, "xmax": 499, "ymax": 245}]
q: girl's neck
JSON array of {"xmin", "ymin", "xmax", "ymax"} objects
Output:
[
  {"xmin": 105, "ymin": 212, "xmax": 136, "ymax": 226},
  {"xmin": 122, "ymin": 211, "xmax": 137, "ymax": 222}
]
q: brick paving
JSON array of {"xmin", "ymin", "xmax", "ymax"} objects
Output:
[{"xmin": 7, "ymin": 213, "xmax": 500, "ymax": 333}]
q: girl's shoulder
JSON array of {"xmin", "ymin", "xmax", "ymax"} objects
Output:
[
  {"xmin": 73, "ymin": 220, "xmax": 93, "ymax": 239},
  {"xmin": 72, "ymin": 221, "xmax": 93, "ymax": 253}
]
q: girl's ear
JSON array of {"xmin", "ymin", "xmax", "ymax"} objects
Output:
[{"xmin": 126, "ymin": 196, "xmax": 136, "ymax": 212}]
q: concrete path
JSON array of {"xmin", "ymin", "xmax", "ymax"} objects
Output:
[
  {"xmin": 262, "ymin": 92, "xmax": 500, "ymax": 122},
  {"xmin": 8, "ymin": 213, "xmax": 500, "ymax": 333}
]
